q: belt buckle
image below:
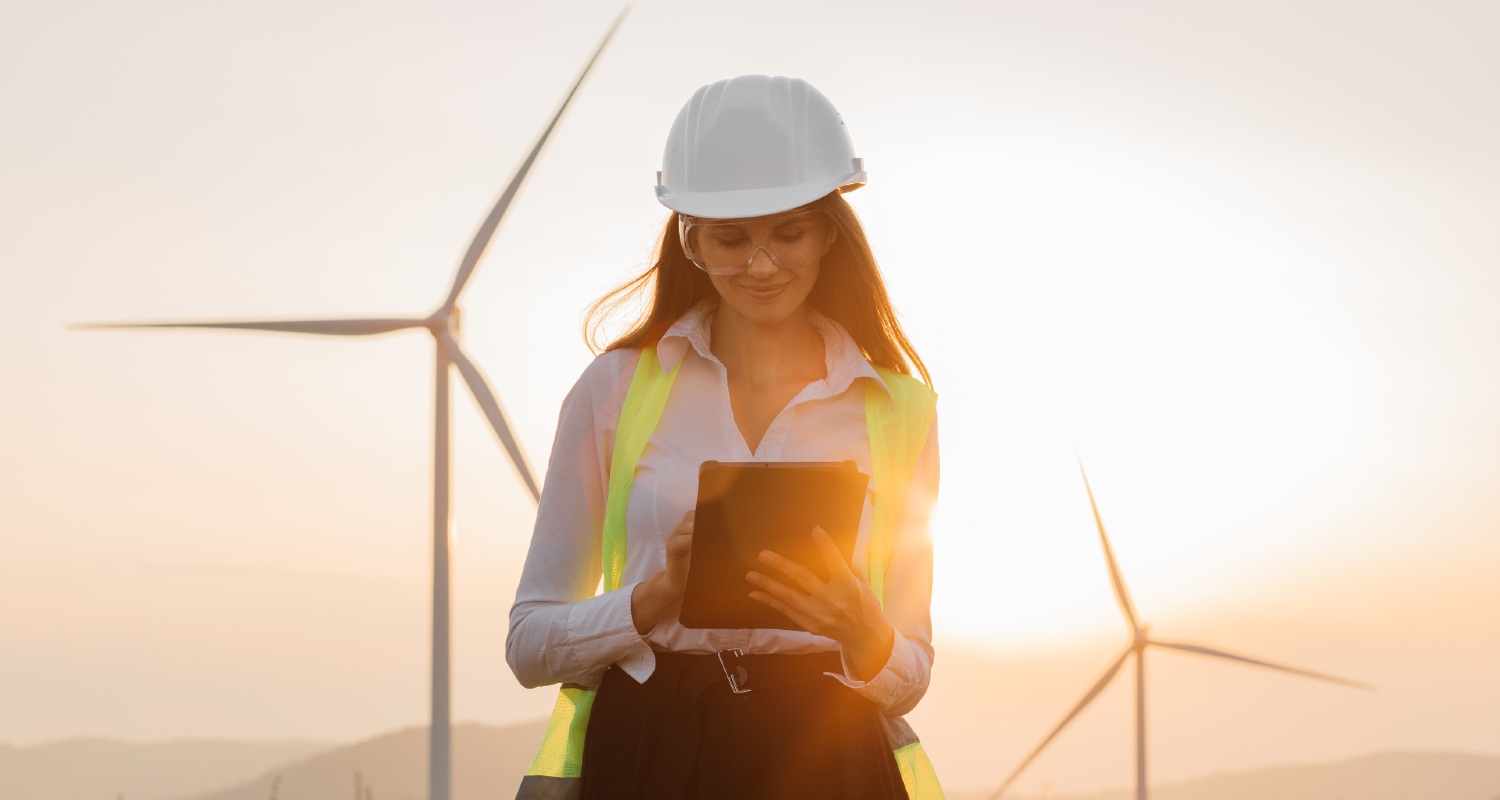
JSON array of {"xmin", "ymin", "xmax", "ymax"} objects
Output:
[{"xmin": 715, "ymin": 647, "xmax": 752, "ymax": 694}]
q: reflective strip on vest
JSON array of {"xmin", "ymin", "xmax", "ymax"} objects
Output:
[
  {"xmin": 864, "ymin": 365, "xmax": 937, "ymax": 608},
  {"xmin": 524, "ymin": 684, "xmax": 595, "ymax": 779},
  {"xmin": 602, "ymin": 351, "xmax": 681, "ymax": 592},
  {"xmin": 895, "ymin": 741, "xmax": 945, "ymax": 800},
  {"xmin": 520, "ymin": 347, "xmax": 944, "ymax": 800}
]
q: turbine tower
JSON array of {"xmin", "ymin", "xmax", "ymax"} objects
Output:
[
  {"xmin": 81, "ymin": 12, "xmax": 626, "ymax": 800},
  {"xmin": 988, "ymin": 461, "xmax": 1372, "ymax": 800}
]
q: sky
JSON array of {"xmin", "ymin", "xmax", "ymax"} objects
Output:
[{"xmin": 3, "ymin": 0, "xmax": 1499, "ymax": 794}]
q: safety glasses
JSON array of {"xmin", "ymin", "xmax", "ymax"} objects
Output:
[{"xmin": 678, "ymin": 207, "xmax": 837, "ymax": 276}]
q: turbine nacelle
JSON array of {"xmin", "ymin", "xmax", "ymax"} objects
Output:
[{"xmin": 425, "ymin": 306, "xmax": 462, "ymax": 337}]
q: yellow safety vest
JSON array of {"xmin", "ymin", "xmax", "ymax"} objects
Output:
[{"xmin": 518, "ymin": 346, "xmax": 944, "ymax": 800}]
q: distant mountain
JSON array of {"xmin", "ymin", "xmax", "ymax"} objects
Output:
[
  {"xmin": 0, "ymin": 737, "xmax": 327, "ymax": 800},
  {"xmin": 174, "ymin": 721, "xmax": 547, "ymax": 800},
  {"xmin": 10, "ymin": 725, "xmax": 1496, "ymax": 800},
  {"xmin": 950, "ymin": 750, "xmax": 1500, "ymax": 800}
]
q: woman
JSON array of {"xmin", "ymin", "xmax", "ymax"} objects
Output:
[{"xmin": 508, "ymin": 75, "xmax": 942, "ymax": 800}]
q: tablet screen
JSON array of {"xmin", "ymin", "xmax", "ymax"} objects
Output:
[{"xmin": 680, "ymin": 460, "xmax": 869, "ymax": 631}]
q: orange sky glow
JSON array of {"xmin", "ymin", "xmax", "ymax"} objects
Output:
[{"xmin": 3, "ymin": 0, "xmax": 1498, "ymax": 794}]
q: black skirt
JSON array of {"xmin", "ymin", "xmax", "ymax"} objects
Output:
[{"xmin": 580, "ymin": 651, "xmax": 909, "ymax": 800}]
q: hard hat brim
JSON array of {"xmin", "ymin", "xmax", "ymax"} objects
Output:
[{"xmin": 656, "ymin": 172, "xmax": 867, "ymax": 220}]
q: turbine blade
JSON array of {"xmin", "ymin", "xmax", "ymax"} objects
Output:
[
  {"xmin": 987, "ymin": 647, "xmax": 1133, "ymax": 800},
  {"xmin": 1151, "ymin": 640, "xmax": 1373, "ymax": 690},
  {"xmin": 1077, "ymin": 457, "xmax": 1141, "ymax": 629},
  {"xmin": 76, "ymin": 318, "xmax": 426, "ymax": 336},
  {"xmin": 442, "ymin": 8, "xmax": 628, "ymax": 310},
  {"xmin": 441, "ymin": 331, "xmax": 542, "ymax": 503}
]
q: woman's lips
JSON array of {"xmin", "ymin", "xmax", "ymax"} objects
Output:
[{"xmin": 742, "ymin": 283, "xmax": 787, "ymax": 300}]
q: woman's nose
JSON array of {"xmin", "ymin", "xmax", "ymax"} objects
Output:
[{"xmin": 745, "ymin": 245, "xmax": 780, "ymax": 278}]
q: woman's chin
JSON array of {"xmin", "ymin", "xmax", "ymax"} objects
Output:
[{"xmin": 720, "ymin": 298, "xmax": 806, "ymax": 328}]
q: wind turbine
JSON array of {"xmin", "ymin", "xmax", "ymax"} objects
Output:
[
  {"xmin": 80, "ymin": 12, "xmax": 627, "ymax": 800},
  {"xmin": 988, "ymin": 460, "xmax": 1372, "ymax": 800}
]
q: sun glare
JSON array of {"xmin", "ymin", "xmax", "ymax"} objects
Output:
[{"xmin": 898, "ymin": 130, "xmax": 1375, "ymax": 647}]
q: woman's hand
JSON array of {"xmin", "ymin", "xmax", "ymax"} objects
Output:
[
  {"xmin": 630, "ymin": 510, "xmax": 693, "ymax": 635},
  {"xmin": 746, "ymin": 527, "xmax": 895, "ymax": 682}
]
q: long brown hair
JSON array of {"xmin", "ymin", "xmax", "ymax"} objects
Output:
[{"xmin": 583, "ymin": 192, "xmax": 932, "ymax": 386}]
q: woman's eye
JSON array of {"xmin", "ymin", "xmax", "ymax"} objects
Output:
[
  {"xmin": 711, "ymin": 235, "xmax": 749, "ymax": 248},
  {"xmin": 774, "ymin": 229, "xmax": 808, "ymax": 244}
]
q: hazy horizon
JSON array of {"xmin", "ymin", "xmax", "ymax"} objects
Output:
[{"xmin": 11, "ymin": 724, "xmax": 1498, "ymax": 800}]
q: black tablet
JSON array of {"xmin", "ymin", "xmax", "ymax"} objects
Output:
[{"xmin": 680, "ymin": 460, "xmax": 870, "ymax": 631}]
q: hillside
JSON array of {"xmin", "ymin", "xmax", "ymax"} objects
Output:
[
  {"xmin": 8, "ymin": 725, "xmax": 1496, "ymax": 800},
  {"xmin": 0, "ymin": 738, "xmax": 327, "ymax": 800},
  {"xmin": 176, "ymin": 721, "xmax": 547, "ymax": 800},
  {"xmin": 180, "ymin": 731, "xmax": 1500, "ymax": 800},
  {"xmin": 951, "ymin": 751, "xmax": 1500, "ymax": 800}
]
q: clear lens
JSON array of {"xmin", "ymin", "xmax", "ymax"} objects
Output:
[{"xmin": 680, "ymin": 208, "xmax": 835, "ymax": 275}]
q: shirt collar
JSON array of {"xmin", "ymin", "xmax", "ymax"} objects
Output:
[{"xmin": 655, "ymin": 300, "xmax": 893, "ymax": 402}]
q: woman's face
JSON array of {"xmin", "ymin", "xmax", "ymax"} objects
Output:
[{"xmin": 685, "ymin": 209, "xmax": 833, "ymax": 328}]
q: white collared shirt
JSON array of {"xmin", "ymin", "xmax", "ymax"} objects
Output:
[{"xmin": 506, "ymin": 302, "xmax": 939, "ymax": 715}]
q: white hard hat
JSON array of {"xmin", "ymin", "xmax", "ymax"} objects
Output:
[{"xmin": 655, "ymin": 75, "xmax": 868, "ymax": 220}]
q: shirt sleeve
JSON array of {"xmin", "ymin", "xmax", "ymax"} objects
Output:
[
  {"xmin": 830, "ymin": 413, "xmax": 940, "ymax": 716},
  {"xmin": 505, "ymin": 350, "xmax": 659, "ymax": 689}
]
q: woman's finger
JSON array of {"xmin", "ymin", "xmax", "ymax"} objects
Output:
[
  {"xmin": 660, "ymin": 512, "xmax": 695, "ymax": 590},
  {"xmin": 746, "ymin": 573, "xmax": 832, "ymax": 635},
  {"xmin": 747, "ymin": 590, "xmax": 817, "ymax": 632},
  {"xmin": 810, "ymin": 527, "xmax": 854, "ymax": 581},
  {"xmin": 745, "ymin": 570, "xmax": 816, "ymax": 615},
  {"xmin": 757, "ymin": 548, "xmax": 824, "ymax": 594}
]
